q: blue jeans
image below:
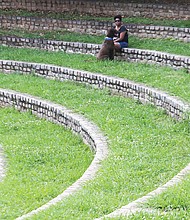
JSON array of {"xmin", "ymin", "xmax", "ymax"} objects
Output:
[{"xmin": 119, "ymin": 42, "xmax": 128, "ymax": 48}]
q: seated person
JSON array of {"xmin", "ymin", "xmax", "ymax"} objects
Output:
[{"xmin": 113, "ymin": 15, "xmax": 128, "ymax": 51}]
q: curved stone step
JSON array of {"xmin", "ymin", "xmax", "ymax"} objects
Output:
[
  {"xmin": 1, "ymin": 60, "xmax": 190, "ymax": 219},
  {"xmin": 0, "ymin": 60, "xmax": 189, "ymax": 120},
  {"xmin": 0, "ymin": 89, "xmax": 108, "ymax": 219},
  {"xmin": 96, "ymin": 162, "xmax": 190, "ymax": 219},
  {"xmin": 0, "ymin": 37, "xmax": 189, "ymax": 72},
  {"xmin": 0, "ymin": 15, "xmax": 190, "ymax": 42}
]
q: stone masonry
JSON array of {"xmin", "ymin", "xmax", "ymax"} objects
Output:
[
  {"xmin": 0, "ymin": 37, "xmax": 189, "ymax": 72},
  {"xmin": 0, "ymin": 0, "xmax": 189, "ymax": 20},
  {"xmin": 0, "ymin": 60, "xmax": 189, "ymax": 120},
  {"xmin": 0, "ymin": 15, "xmax": 190, "ymax": 42},
  {"xmin": 0, "ymin": 87, "xmax": 108, "ymax": 219}
]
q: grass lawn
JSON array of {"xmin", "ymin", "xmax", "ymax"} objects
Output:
[
  {"xmin": 0, "ymin": 46, "xmax": 190, "ymax": 218},
  {"xmin": 1, "ymin": 45, "xmax": 190, "ymax": 103},
  {"xmin": 0, "ymin": 9, "xmax": 190, "ymax": 218},
  {"xmin": 0, "ymin": 106, "xmax": 93, "ymax": 219},
  {"xmin": 1, "ymin": 28, "xmax": 190, "ymax": 57}
]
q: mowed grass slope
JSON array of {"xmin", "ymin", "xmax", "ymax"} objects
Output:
[
  {"xmin": 1, "ymin": 28, "xmax": 190, "ymax": 57},
  {"xmin": 1, "ymin": 45, "xmax": 190, "ymax": 103},
  {"xmin": 0, "ymin": 45, "xmax": 190, "ymax": 218},
  {"xmin": 0, "ymin": 12, "xmax": 190, "ymax": 218},
  {"xmin": 0, "ymin": 107, "xmax": 93, "ymax": 219},
  {"xmin": 1, "ymin": 10, "xmax": 190, "ymax": 57}
]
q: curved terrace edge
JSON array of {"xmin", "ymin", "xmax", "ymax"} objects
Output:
[
  {"xmin": 0, "ymin": 60, "xmax": 189, "ymax": 120},
  {"xmin": 0, "ymin": 38, "xmax": 190, "ymax": 72},
  {"xmin": 96, "ymin": 161, "xmax": 190, "ymax": 219},
  {"xmin": 0, "ymin": 88, "xmax": 108, "ymax": 219}
]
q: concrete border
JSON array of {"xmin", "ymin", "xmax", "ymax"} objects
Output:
[
  {"xmin": 96, "ymin": 162, "xmax": 190, "ymax": 219},
  {"xmin": 0, "ymin": 60, "xmax": 189, "ymax": 120},
  {"xmin": 0, "ymin": 37, "xmax": 190, "ymax": 72},
  {"xmin": 1, "ymin": 61, "xmax": 190, "ymax": 219},
  {"xmin": 0, "ymin": 15, "xmax": 190, "ymax": 42},
  {"xmin": 0, "ymin": 89, "xmax": 108, "ymax": 219}
]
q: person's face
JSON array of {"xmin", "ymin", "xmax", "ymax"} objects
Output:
[{"xmin": 115, "ymin": 19, "xmax": 121, "ymax": 26}]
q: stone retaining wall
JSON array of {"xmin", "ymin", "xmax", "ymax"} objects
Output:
[
  {"xmin": 0, "ymin": 88, "xmax": 108, "ymax": 155},
  {"xmin": 0, "ymin": 60, "xmax": 189, "ymax": 120},
  {"xmin": 1, "ymin": 15, "xmax": 190, "ymax": 42},
  {"xmin": 1, "ymin": 37, "xmax": 190, "ymax": 72},
  {"xmin": 0, "ymin": 0, "xmax": 189, "ymax": 20},
  {"xmin": 0, "ymin": 87, "xmax": 109, "ymax": 218}
]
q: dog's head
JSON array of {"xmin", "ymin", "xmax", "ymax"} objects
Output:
[{"xmin": 106, "ymin": 28, "xmax": 117, "ymax": 38}]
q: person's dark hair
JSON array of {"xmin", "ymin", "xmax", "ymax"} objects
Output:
[{"xmin": 114, "ymin": 15, "xmax": 122, "ymax": 21}]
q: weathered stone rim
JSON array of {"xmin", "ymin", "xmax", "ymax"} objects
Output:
[
  {"xmin": 0, "ymin": 59, "xmax": 189, "ymax": 120},
  {"xmin": 96, "ymin": 162, "xmax": 190, "ymax": 219},
  {"xmin": 1, "ymin": 60, "xmax": 190, "ymax": 219},
  {"xmin": 0, "ymin": 37, "xmax": 189, "ymax": 72},
  {"xmin": 0, "ymin": 88, "xmax": 108, "ymax": 220}
]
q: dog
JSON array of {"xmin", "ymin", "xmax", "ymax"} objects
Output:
[{"xmin": 97, "ymin": 28, "xmax": 117, "ymax": 60}]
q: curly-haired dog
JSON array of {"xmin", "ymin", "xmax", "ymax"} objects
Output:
[{"xmin": 97, "ymin": 28, "xmax": 116, "ymax": 60}]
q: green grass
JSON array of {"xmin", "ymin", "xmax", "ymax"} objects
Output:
[
  {"xmin": 129, "ymin": 36, "xmax": 190, "ymax": 56},
  {"xmin": 151, "ymin": 176, "xmax": 190, "ymax": 211},
  {"xmin": 1, "ymin": 27, "xmax": 190, "ymax": 57},
  {"xmin": 116, "ymin": 176, "xmax": 190, "ymax": 220},
  {"xmin": 111, "ymin": 208, "xmax": 190, "ymax": 220},
  {"xmin": 1, "ymin": 17, "xmax": 190, "ymax": 218},
  {"xmin": 0, "ymin": 51, "xmax": 190, "ymax": 218},
  {"xmin": 0, "ymin": 106, "xmax": 93, "ymax": 219},
  {"xmin": 0, "ymin": 28, "xmax": 104, "ymax": 44},
  {"xmin": 1, "ymin": 45, "xmax": 190, "ymax": 103},
  {"xmin": 1, "ymin": 9, "xmax": 190, "ymax": 28},
  {"xmin": 117, "ymin": 174, "xmax": 190, "ymax": 220}
]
